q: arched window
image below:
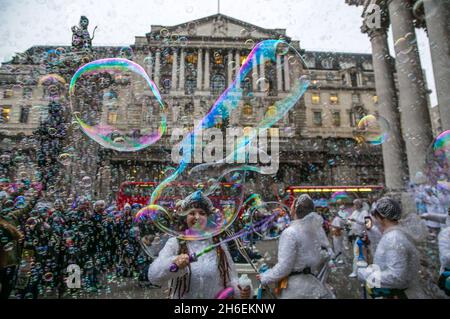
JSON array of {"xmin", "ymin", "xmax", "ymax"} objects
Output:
[{"xmin": 211, "ymin": 74, "xmax": 226, "ymax": 95}]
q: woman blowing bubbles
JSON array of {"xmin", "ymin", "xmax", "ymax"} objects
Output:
[{"xmin": 147, "ymin": 190, "xmax": 251, "ymax": 299}]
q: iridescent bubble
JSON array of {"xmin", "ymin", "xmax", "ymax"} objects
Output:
[
  {"xmin": 275, "ymin": 41, "xmax": 289, "ymax": 56},
  {"xmin": 159, "ymin": 28, "xmax": 170, "ymax": 38},
  {"xmin": 433, "ymin": 130, "xmax": 449, "ymax": 166},
  {"xmin": 69, "ymin": 58, "xmax": 167, "ymax": 152},
  {"xmin": 43, "ymin": 49, "xmax": 62, "ymax": 65},
  {"xmin": 119, "ymin": 47, "xmax": 133, "ymax": 59},
  {"xmin": 143, "ymin": 56, "xmax": 153, "ymax": 67},
  {"xmin": 177, "ymin": 37, "xmax": 188, "ymax": 47},
  {"xmin": 356, "ymin": 114, "xmax": 390, "ymax": 145},
  {"xmin": 3, "ymin": 242, "xmax": 14, "ymax": 252},
  {"xmin": 81, "ymin": 176, "xmax": 92, "ymax": 188},
  {"xmin": 58, "ymin": 153, "xmax": 72, "ymax": 166},
  {"xmin": 245, "ymin": 201, "xmax": 290, "ymax": 240},
  {"xmin": 137, "ymin": 40, "xmax": 310, "ymax": 241},
  {"xmin": 245, "ymin": 39, "xmax": 255, "ymax": 49},
  {"xmin": 48, "ymin": 127, "xmax": 57, "ymax": 136},
  {"xmin": 256, "ymin": 77, "xmax": 270, "ymax": 92},
  {"xmin": 43, "ymin": 272, "xmax": 53, "ymax": 282}
]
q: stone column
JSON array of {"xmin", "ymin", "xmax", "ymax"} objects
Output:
[
  {"xmin": 259, "ymin": 54, "xmax": 265, "ymax": 89},
  {"xmin": 154, "ymin": 49, "xmax": 161, "ymax": 86},
  {"xmin": 179, "ymin": 48, "xmax": 185, "ymax": 91},
  {"xmin": 283, "ymin": 56, "xmax": 290, "ymax": 91},
  {"xmin": 252, "ymin": 54, "xmax": 258, "ymax": 91},
  {"xmin": 197, "ymin": 48, "xmax": 203, "ymax": 90},
  {"xmin": 388, "ymin": 0, "xmax": 433, "ymax": 178},
  {"xmin": 204, "ymin": 49, "xmax": 210, "ymax": 90},
  {"xmin": 364, "ymin": 25, "xmax": 407, "ymax": 190},
  {"xmin": 423, "ymin": 0, "xmax": 450, "ymax": 130},
  {"xmin": 276, "ymin": 54, "xmax": 283, "ymax": 93},
  {"xmin": 235, "ymin": 50, "xmax": 241, "ymax": 84},
  {"xmin": 227, "ymin": 50, "xmax": 233, "ymax": 86},
  {"xmin": 171, "ymin": 48, "xmax": 178, "ymax": 91}
]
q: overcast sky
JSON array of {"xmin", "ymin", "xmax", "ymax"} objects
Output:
[{"xmin": 0, "ymin": 0, "xmax": 437, "ymax": 105}]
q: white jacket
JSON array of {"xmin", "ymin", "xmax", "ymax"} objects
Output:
[
  {"xmin": 358, "ymin": 226, "xmax": 426, "ymax": 299},
  {"xmin": 438, "ymin": 217, "xmax": 450, "ymax": 273},
  {"xmin": 259, "ymin": 212, "xmax": 335, "ymax": 299},
  {"xmin": 147, "ymin": 237, "xmax": 241, "ymax": 299}
]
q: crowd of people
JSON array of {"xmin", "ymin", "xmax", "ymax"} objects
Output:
[
  {"xmin": 0, "ymin": 182, "xmax": 167, "ymax": 299},
  {"xmin": 1, "ymin": 179, "xmax": 449, "ymax": 299}
]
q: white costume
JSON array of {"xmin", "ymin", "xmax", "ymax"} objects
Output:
[
  {"xmin": 349, "ymin": 207, "xmax": 370, "ymax": 275},
  {"xmin": 366, "ymin": 224, "xmax": 382, "ymax": 253},
  {"xmin": 259, "ymin": 212, "xmax": 335, "ymax": 299},
  {"xmin": 438, "ymin": 216, "xmax": 450, "ymax": 273},
  {"xmin": 424, "ymin": 189, "xmax": 443, "ymax": 229},
  {"xmin": 148, "ymin": 237, "xmax": 242, "ymax": 299},
  {"xmin": 331, "ymin": 215, "xmax": 345, "ymax": 259},
  {"xmin": 349, "ymin": 208, "xmax": 369, "ymax": 237},
  {"xmin": 439, "ymin": 226, "xmax": 450, "ymax": 273},
  {"xmin": 358, "ymin": 226, "xmax": 426, "ymax": 298}
]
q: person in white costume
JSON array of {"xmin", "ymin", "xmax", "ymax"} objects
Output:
[
  {"xmin": 421, "ymin": 206, "xmax": 450, "ymax": 295},
  {"xmin": 358, "ymin": 197, "xmax": 427, "ymax": 299},
  {"xmin": 330, "ymin": 211, "xmax": 346, "ymax": 263},
  {"xmin": 348, "ymin": 199, "xmax": 370, "ymax": 277},
  {"xmin": 257, "ymin": 194, "xmax": 335, "ymax": 299},
  {"xmin": 147, "ymin": 191, "xmax": 251, "ymax": 299}
]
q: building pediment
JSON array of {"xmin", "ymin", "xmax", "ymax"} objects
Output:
[{"xmin": 147, "ymin": 14, "xmax": 289, "ymax": 40}]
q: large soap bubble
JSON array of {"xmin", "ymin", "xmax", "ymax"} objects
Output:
[{"xmin": 69, "ymin": 58, "xmax": 167, "ymax": 152}]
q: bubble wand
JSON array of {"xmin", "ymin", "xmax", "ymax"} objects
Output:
[{"xmin": 169, "ymin": 210, "xmax": 281, "ymax": 272}]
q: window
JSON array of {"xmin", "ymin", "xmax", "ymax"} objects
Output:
[
  {"xmin": 329, "ymin": 93, "xmax": 339, "ymax": 105},
  {"xmin": 332, "ymin": 111, "xmax": 341, "ymax": 126},
  {"xmin": 313, "ymin": 111, "xmax": 322, "ymax": 126},
  {"xmin": 362, "ymin": 61, "xmax": 373, "ymax": 71},
  {"xmin": 372, "ymin": 94, "xmax": 378, "ymax": 104},
  {"xmin": 185, "ymin": 103, "xmax": 194, "ymax": 114},
  {"xmin": 23, "ymin": 87, "xmax": 33, "ymax": 99},
  {"xmin": 350, "ymin": 72, "xmax": 358, "ymax": 87},
  {"xmin": 311, "ymin": 93, "xmax": 320, "ymax": 105},
  {"xmin": 321, "ymin": 58, "xmax": 333, "ymax": 69},
  {"xmin": 19, "ymin": 106, "xmax": 30, "ymax": 123},
  {"xmin": 211, "ymin": 74, "xmax": 226, "ymax": 95},
  {"xmin": 214, "ymin": 52, "xmax": 223, "ymax": 65},
  {"xmin": 185, "ymin": 76, "xmax": 196, "ymax": 95},
  {"xmin": 269, "ymin": 127, "xmax": 279, "ymax": 137},
  {"xmin": 326, "ymin": 72, "xmax": 335, "ymax": 81},
  {"xmin": 3, "ymin": 89, "xmax": 13, "ymax": 99},
  {"xmin": 0, "ymin": 106, "xmax": 11, "ymax": 123},
  {"xmin": 349, "ymin": 107, "xmax": 366, "ymax": 127},
  {"xmin": 304, "ymin": 57, "xmax": 316, "ymax": 68},
  {"xmin": 108, "ymin": 112, "xmax": 118, "ymax": 125},
  {"xmin": 242, "ymin": 104, "xmax": 253, "ymax": 116},
  {"xmin": 352, "ymin": 93, "xmax": 361, "ymax": 104},
  {"xmin": 266, "ymin": 105, "xmax": 277, "ymax": 117},
  {"xmin": 186, "ymin": 53, "xmax": 197, "ymax": 64}
]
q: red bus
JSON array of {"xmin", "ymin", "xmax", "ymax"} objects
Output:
[
  {"xmin": 116, "ymin": 181, "xmax": 244, "ymax": 213},
  {"xmin": 285, "ymin": 185, "xmax": 385, "ymax": 208}
]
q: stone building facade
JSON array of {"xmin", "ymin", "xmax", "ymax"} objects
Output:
[{"xmin": 0, "ymin": 13, "xmax": 399, "ymax": 198}]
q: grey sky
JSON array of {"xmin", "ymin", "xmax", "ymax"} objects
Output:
[{"xmin": 0, "ymin": 0, "xmax": 436, "ymax": 105}]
